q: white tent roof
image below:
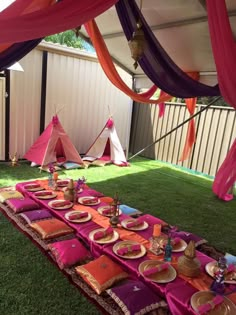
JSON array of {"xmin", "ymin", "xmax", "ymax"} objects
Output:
[{"xmin": 80, "ymin": 0, "xmax": 236, "ymax": 87}]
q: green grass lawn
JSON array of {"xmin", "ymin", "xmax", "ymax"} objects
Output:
[{"xmin": 0, "ymin": 157, "xmax": 235, "ymax": 315}]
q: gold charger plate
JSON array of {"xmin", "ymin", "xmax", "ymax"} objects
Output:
[
  {"xmin": 205, "ymin": 261, "xmax": 236, "ymax": 284},
  {"xmin": 113, "ymin": 240, "xmax": 146, "ymax": 259},
  {"xmin": 24, "ymin": 183, "xmax": 44, "ymax": 192},
  {"xmin": 97, "ymin": 205, "xmax": 122, "ymax": 217},
  {"xmin": 78, "ymin": 196, "xmax": 101, "ymax": 206},
  {"xmin": 121, "ymin": 218, "xmax": 148, "ymax": 231},
  {"xmin": 89, "ymin": 228, "xmax": 119, "ymax": 244},
  {"xmin": 65, "ymin": 210, "xmax": 92, "ymax": 223},
  {"xmin": 191, "ymin": 291, "xmax": 236, "ymax": 315},
  {"xmin": 34, "ymin": 190, "xmax": 57, "ymax": 200},
  {"xmin": 159, "ymin": 235, "xmax": 187, "ymax": 252},
  {"xmin": 138, "ymin": 260, "xmax": 176, "ymax": 283},
  {"xmin": 48, "ymin": 199, "xmax": 73, "ymax": 210}
]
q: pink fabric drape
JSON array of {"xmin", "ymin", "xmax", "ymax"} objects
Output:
[
  {"xmin": 207, "ymin": 0, "xmax": 236, "ymax": 200},
  {"xmin": 0, "ymin": 0, "xmax": 118, "ymax": 44}
]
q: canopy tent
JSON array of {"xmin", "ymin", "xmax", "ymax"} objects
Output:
[
  {"xmin": 1, "ymin": 0, "xmax": 236, "ymax": 200},
  {"xmin": 83, "ymin": 118, "xmax": 128, "ymax": 167},
  {"xmin": 23, "ymin": 115, "xmax": 83, "ymax": 167}
]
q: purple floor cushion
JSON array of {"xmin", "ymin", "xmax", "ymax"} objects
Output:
[
  {"xmin": 75, "ymin": 255, "xmax": 128, "ymax": 294},
  {"xmin": 30, "ymin": 218, "xmax": 74, "ymax": 240},
  {"xmin": 19, "ymin": 209, "xmax": 53, "ymax": 224},
  {"xmin": 106, "ymin": 280, "xmax": 167, "ymax": 315},
  {"xmin": 48, "ymin": 238, "xmax": 91, "ymax": 269},
  {"xmin": 6, "ymin": 197, "xmax": 40, "ymax": 213}
]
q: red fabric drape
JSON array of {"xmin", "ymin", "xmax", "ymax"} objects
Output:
[
  {"xmin": 85, "ymin": 20, "xmax": 172, "ymax": 104},
  {"xmin": 0, "ymin": 0, "xmax": 55, "ymax": 52},
  {"xmin": 207, "ymin": 0, "xmax": 236, "ymax": 200},
  {"xmin": 179, "ymin": 72, "xmax": 199, "ymax": 161},
  {"xmin": 0, "ymin": 0, "xmax": 118, "ymax": 44}
]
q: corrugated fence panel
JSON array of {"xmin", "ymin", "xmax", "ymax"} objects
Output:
[
  {"xmin": 9, "ymin": 50, "xmax": 42, "ymax": 158},
  {"xmin": 130, "ymin": 102, "xmax": 236, "ymax": 177},
  {"xmin": 0, "ymin": 77, "xmax": 5, "ymax": 160},
  {"xmin": 45, "ymin": 52, "xmax": 132, "ymax": 154}
]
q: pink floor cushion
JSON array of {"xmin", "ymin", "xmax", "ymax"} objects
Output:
[
  {"xmin": 106, "ymin": 280, "xmax": 167, "ymax": 315},
  {"xmin": 30, "ymin": 218, "xmax": 74, "ymax": 240},
  {"xmin": 6, "ymin": 197, "xmax": 40, "ymax": 213},
  {"xmin": 19, "ymin": 209, "xmax": 53, "ymax": 224},
  {"xmin": 48, "ymin": 238, "xmax": 91, "ymax": 269},
  {"xmin": 0, "ymin": 190, "xmax": 24, "ymax": 203},
  {"xmin": 75, "ymin": 255, "xmax": 128, "ymax": 295}
]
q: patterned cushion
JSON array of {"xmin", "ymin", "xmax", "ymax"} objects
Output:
[
  {"xmin": 6, "ymin": 197, "xmax": 40, "ymax": 213},
  {"xmin": 30, "ymin": 218, "xmax": 74, "ymax": 240},
  {"xmin": 0, "ymin": 190, "xmax": 24, "ymax": 203},
  {"xmin": 75, "ymin": 255, "xmax": 128, "ymax": 294},
  {"xmin": 106, "ymin": 280, "xmax": 167, "ymax": 315},
  {"xmin": 48, "ymin": 238, "xmax": 91, "ymax": 269},
  {"xmin": 19, "ymin": 209, "xmax": 53, "ymax": 224}
]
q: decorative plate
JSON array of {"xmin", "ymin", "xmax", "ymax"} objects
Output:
[
  {"xmin": 89, "ymin": 228, "xmax": 119, "ymax": 244},
  {"xmin": 113, "ymin": 240, "xmax": 146, "ymax": 259},
  {"xmin": 205, "ymin": 261, "xmax": 236, "ymax": 284},
  {"xmin": 121, "ymin": 218, "xmax": 148, "ymax": 231},
  {"xmin": 158, "ymin": 235, "xmax": 187, "ymax": 252},
  {"xmin": 97, "ymin": 205, "xmax": 122, "ymax": 217},
  {"xmin": 48, "ymin": 199, "xmax": 73, "ymax": 210},
  {"xmin": 78, "ymin": 196, "xmax": 101, "ymax": 206},
  {"xmin": 190, "ymin": 291, "xmax": 236, "ymax": 315},
  {"xmin": 57, "ymin": 180, "xmax": 70, "ymax": 187},
  {"xmin": 24, "ymin": 183, "xmax": 44, "ymax": 192},
  {"xmin": 65, "ymin": 210, "xmax": 92, "ymax": 223},
  {"xmin": 34, "ymin": 190, "xmax": 57, "ymax": 200},
  {"xmin": 138, "ymin": 260, "xmax": 176, "ymax": 283}
]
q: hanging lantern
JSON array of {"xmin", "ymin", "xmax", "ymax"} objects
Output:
[{"xmin": 128, "ymin": 21, "xmax": 146, "ymax": 70}]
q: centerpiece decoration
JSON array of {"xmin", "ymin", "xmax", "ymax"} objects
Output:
[
  {"xmin": 48, "ymin": 163, "xmax": 55, "ymax": 188},
  {"xmin": 64, "ymin": 179, "xmax": 75, "ymax": 202},
  {"xmin": 109, "ymin": 193, "xmax": 121, "ymax": 228},
  {"xmin": 177, "ymin": 240, "xmax": 201, "ymax": 277},
  {"xmin": 149, "ymin": 224, "xmax": 162, "ymax": 255}
]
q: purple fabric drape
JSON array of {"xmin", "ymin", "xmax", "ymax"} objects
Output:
[
  {"xmin": 115, "ymin": 0, "xmax": 220, "ymax": 98},
  {"xmin": 0, "ymin": 39, "xmax": 42, "ymax": 71}
]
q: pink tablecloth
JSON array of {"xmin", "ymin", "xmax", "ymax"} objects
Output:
[{"xmin": 15, "ymin": 180, "xmax": 223, "ymax": 315}]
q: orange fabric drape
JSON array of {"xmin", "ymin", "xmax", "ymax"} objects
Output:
[
  {"xmin": 84, "ymin": 20, "xmax": 172, "ymax": 105},
  {"xmin": 179, "ymin": 72, "xmax": 199, "ymax": 161}
]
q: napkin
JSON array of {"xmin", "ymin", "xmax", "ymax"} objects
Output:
[
  {"xmin": 58, "ymin": 180, "xmax": 69, "ymax": 185},
  {"xmin": 25, "ymin": 184, "xmax": 40, "ymax": 189},
  {"xmin": 171, "ymin": 237, "xmax": 181, "ymax": 246},
  {"xmin": 197, "ymin": 295, "xmax": 224, "ymax": 314},
  {"xmin": 68, "ymin": 212, "xmax": 88, "ymax": 220},
  {"xmin": 35, "ymin": 191, "xmax": 54, "ymax": 196},
  {"xmin": 117, "ymin": 244, "xmax": 141, "ymax": 256},
  {"xmin": 102, "ymin": 207, "xmax": 115, "ymax": 215},
  {"xmin": 143, "ymin": 263, "xmax": 169, "ymax": 276},
  {"xmin": 126, "ymin": 218, "xmax": 144, "ymax": 228},
  {"xmin": 93, "ymin": 227, "xmax": 113, "ymax": 240},
  {"xmin": 83, "ymin": 197, "xmax": 98, "ymax": 205},
  {"xmin": 226, "ymin": 264, "xmax": 236, "ymax": 273},
  {"xmin": 52, "ymin": 200, "xmax": 71, "ymax": 207}
]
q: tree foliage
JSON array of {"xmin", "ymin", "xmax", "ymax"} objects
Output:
[{"xmin": 45, "ymin": 30, "xmax": 85, "ymax": 49}]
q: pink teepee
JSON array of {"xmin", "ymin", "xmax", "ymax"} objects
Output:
[{"xmin": 24, "ymin": 115, "xmax": 83, "ymax": 167}]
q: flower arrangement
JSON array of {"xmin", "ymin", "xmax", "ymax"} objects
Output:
[{"xmin": 76, "ymin": 176, "xmax": 86, "ymax": 191}]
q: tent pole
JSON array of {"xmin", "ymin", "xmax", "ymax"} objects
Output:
[{"xmin": 128, "ymin": 96, "xmax": 222, "ymax": 161}]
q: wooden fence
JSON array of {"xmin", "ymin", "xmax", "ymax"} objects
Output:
[{"xmin": 129, "ymin": 102, "xmax": 236, "ymax": 176}]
